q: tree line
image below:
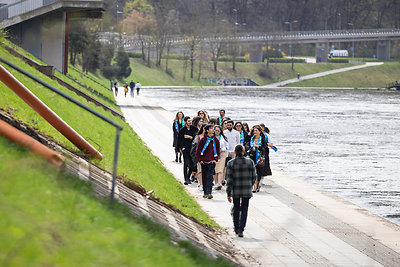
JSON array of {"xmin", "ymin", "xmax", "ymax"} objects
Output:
[{"xmin": 69, "ymin": 0, "xmax": 400, "ymax": 79}]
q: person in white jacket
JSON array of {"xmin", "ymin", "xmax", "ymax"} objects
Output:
[{"xmin": 223, "ymin": 120, "xmax": 240, "ymax": 158}]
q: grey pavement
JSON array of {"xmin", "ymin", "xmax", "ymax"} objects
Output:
[
  {"xmin": 262, "ymin": 62, "xmax": 383, "ymax": 88},
  {"xmin": 116, "ymin": 91, "xmax": 400, "ymax": 266}
]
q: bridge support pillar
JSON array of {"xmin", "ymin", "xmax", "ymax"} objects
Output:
[
  {"xmin": 377, "ymin": 40, "xmax": 390, "ymax": 60},
  {"xmin": 315, "ymin": 43, "xmax": 329, "ymax": 63},
  {"xmin": 249, "ymin": 44, "xmax": 263, "ymax": 62},
  {"xmin": 8, "ymin": 11, "xmax": 67, "ymax": 73}
]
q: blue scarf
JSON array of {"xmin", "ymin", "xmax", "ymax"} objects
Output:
[
  {"xmin": 174, "ymin": 119, "xmax": 185, "ymax": 133},
  {"xmin": 201, "ymin": 137, "xmax": 218, "ymax": 158},
  {"xmin": 240, "ymin": 130, "xmax": 245, "ymax": 143},
  {"xmin": 250, "ymin": 135, "xmax": 262, "ymax": 161}
]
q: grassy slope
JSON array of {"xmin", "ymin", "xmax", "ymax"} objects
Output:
[
  {"xmin": 0, "ymin": 45, "xmax": 215, "ymax": 227},
  {"xmin": 125, "ymin": 58, "xmax": 357, "ymax": 86},
  {"xmin": 0, "ymin": 138, "xmax": 233, "ymax": 267},
  {"xmin": 66, "ymin": 65, "xmax": 115, "ymax": 101},
  {"xmin": 287, "ymin": 62, "xmax": 400, "ymax": 88}
]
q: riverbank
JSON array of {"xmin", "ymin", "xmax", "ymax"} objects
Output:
[{"xmin": 116, "ymin": 92, "xmax": 400, "ymax": 266}]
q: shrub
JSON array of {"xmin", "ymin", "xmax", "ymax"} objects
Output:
[
  {"xmin": 115, "ymin": 50, "xmax": 132, "ymax": 79},
  {"xmin": 163, "ymin": 54, "xmax": 189, "ymax": 60},
  {"xmin": 166, "ymin": 68, "xmax": 174, "ymax": 77},
  {"xmin": 257, "ymin": 67, "xmax": 273, "ymax": 78},
  {"xmin": 127, "ymin": 52, "xmax": 143, "ymax": 58},
  {"xmin": 267, "ymin": 58, "xmax": 306, "ymax": 63},
  {"xmin": 218, "ymin": 56, "xmax": 247, "ymax": 62},
  {"xmin": 328, "ymin": 58, "xmax": 349, "ymax": 63}
]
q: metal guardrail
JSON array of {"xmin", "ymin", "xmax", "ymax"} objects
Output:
[{"xmin": 0, "ymin": 56, "xmax": 123, "ymax": 204}]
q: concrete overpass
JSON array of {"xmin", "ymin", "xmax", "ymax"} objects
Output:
[
  {"xmin": 0, "ymin": 0, "xmax": 105, "ymax": 73},
  {"xmin": 119, "ymin": 28, "xmax": 400, "ymax": 62}
]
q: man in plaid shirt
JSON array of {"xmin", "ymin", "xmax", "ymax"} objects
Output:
[{"xmin": 226, "ymin": 144, "xmax": 257, "ymax": 237}]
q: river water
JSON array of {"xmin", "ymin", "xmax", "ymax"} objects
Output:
[{"xmin": 142, "ymin": 87, "xmax": 400, "ymax": 226}]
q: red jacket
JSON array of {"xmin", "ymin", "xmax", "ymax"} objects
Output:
[{"xmin": 196, "ymin": 135, "xmax": 220, "ymax": 163}]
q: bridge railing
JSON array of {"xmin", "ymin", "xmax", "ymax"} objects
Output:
[{"xmin": 102, "ymin": 28, "xmax": 400, "ymax": 48}]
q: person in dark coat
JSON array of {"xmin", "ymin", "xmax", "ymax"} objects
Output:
[
  {"xmin": 113, "ymin": 80, "xmax": 118, "ymax": 96},
  {"xmin": 129, "ymin": 80, "xmax": 135, "ymax": 97},
  {"xmin": 245, "ymin": 125, "xmax": 266, "ymax": 193},
  {"xmin": 178, "ymin": 116, "xmax": 198, "ymax": 185},
  {"xmin": 172, "ymin": 111, "xmax": 185, "ymax": 162},
  {"xmin": 260, "ymin": 124, "xmax": 273, "ymax": 183},
  {"xmin": 196, "ymin": 124, "xmax": 220, "ymax": 199},
  {"xmin": 226, "ymin": 144, "xmax": 257, "ymax": 237}
]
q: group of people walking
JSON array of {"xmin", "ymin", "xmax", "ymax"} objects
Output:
[
  {"xmin": 172, "ymin": 109, "xmax": 277, "ymax": 236},
  {"xmin": 113, "ymin": 80, "xmax": 141, "ymax": 97}
]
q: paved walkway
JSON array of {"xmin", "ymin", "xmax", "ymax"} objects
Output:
[
  {"xmin": 116, "ymin": 92, "xmax": 400, "ymax": 266},
  {"xmin": 263, "ymin": 62, "xmax": 383, "ymax": 88}
]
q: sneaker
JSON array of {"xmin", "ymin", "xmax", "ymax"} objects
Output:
[
  {"xmin": 203, "ymin": 195, "xmax": 208, "ymax": 198},
  {"xmin": 207, "ymin": 194, "xmax": 213, "ymax": 199},
  {"xmin": 216, "ymin": 185, "xmax": 222, "ymax": 190},
  {"xmin": 238, "ymin": 232, "xmax": 244, "ymax": 237},
  {"xmin": 198, "ymin": 185, "xmax": 203, "ymax": 191}
]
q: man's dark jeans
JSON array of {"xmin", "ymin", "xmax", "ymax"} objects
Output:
[
  {"xmin": 201, "ymin": 162, "xmax": 215, "ymax": 195},
  {"xmin": 233, "ymin": 197, "xmax": 250, "ymax": 234},
  {"xmin": 182, "ymin": 149, "xmax": 193, "ymax": 183}
]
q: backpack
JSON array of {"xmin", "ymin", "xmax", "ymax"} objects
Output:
[{"xmin": 190, "ymin": 140, "xmax": 198, "ymax": 165}]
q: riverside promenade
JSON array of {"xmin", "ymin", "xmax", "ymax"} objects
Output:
[{"xmin": 116, "ymin": 92, "xmax": 400, "ymax": 267}]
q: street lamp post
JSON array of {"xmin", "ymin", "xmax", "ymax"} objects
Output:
[
  {"xmin": 284, "ymin": 20, "xmax": 297, "ymax": 70},
  {"xmin": 348, "ymin": 22, "xmax": 355, "ymax": 60},
  {"xmin": 338, "ymin": 12, "xmax": 341, "ymax": 49},
  {"xmin": 232, "ymin": 8, "xmax": 238, "ymax": 71}
]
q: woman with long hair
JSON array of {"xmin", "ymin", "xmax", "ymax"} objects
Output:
[
  {"xmin": 234, "ymin": 121, "xmax": 248, "ymax": 146},
  {"xmin": 259, "ymin": 123, "xmax": 274, "ymax": 185},
  {"xmin": 214, "ymin": 125, "xmax": 228, "ymax": 190},
  {"xmin": 242, "ymin": 122, "xmax": 250, "ymax": 135},
  {"xmin": 172, "ymin": 111, "xmax": 185, "ymax": 162},
  {"xmin": 197, "ymin": 110, "xmax": 210, "ymax": 123},
  {"xmin": 192, "ymin": 116, "xmax": 204, "ymax": 131},
  {"xmin": 245, "ymin": 125, "xmax": 266, "ymax": 193}
]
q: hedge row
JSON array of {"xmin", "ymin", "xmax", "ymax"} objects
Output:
[
  {"xmin": 267, "ymin": 58, "xmax": 306, "ymax": 63},
  {"xmin": 218, "ymin": 56, "xmax": 247, "ymax": 62},
  {"xmin": 127, "ymin": 52, "xmax": 142, "ymax": 58},
  {"xmin": 328, "ymin": 58, "xmax": 349, "ymax": 63}
]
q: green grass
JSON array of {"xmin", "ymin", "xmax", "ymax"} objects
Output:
[
  {"xmin": 126, "ymin": 58, "xmax": 359, "ymax": 86},
  {"xmin": 66, "ymin": 65, "xmax": 115, "ymax": 101},
  {"xmin": 0, "ymin": 44, "xmax": 216, "ymax": 227},
  {"xmin": 288, "ymin": 62, "xmax": 400, "ymax": 88},
  {"xmin": 0, "ymin": 137, "xmax": 234, "ymax": 266}
]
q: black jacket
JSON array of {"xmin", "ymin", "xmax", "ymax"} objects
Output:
[{"xmin": 178, "ymin": 125, "xmax": 198, "ymax": 150}]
